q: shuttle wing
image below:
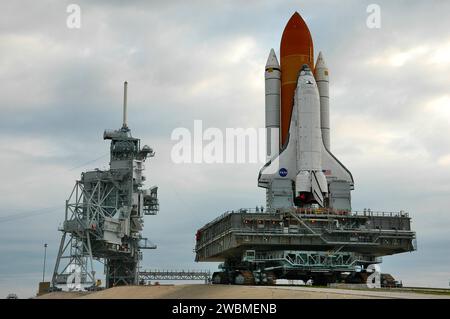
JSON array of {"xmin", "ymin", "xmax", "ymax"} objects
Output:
[
  {"xmin": 321, "ymin": 143, "xmax": 354, "ymax": 188},
  {"xmin": 258, "ymin": 133, "xmax": 297, "ymax": 188}
]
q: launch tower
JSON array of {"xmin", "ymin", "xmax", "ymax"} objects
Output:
[{"xmin": 51, "ymin": 82, "xmax": 159, "ymax": 289}]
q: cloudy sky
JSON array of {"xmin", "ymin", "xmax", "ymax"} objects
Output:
[{"xmin": 1, "ymin": 0, "xmax": 450, "ymax": 297}]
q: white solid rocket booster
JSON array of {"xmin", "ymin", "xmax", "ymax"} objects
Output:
[
  {"xmin": 265, "ymin": 49, "xmax": 281, "ymax": 160},
  {"xmin": 314, "ymin": 52, "xmax": 330, "ymax": 150}
]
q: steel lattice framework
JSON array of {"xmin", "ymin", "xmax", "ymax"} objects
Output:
[{"xmin": 52, "ymin": 82, "xmax": 159, "ymax": 290}]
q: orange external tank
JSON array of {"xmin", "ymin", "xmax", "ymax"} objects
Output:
[{"xmin": 280, "ymin": 12, "xmax": 314, "ymax": 148}]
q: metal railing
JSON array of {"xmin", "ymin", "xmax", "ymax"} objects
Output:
[
  {"xmin": 139, "ymin": 270, "xmax": 211, "ymax": 283},
  {"xmin": 216, "ymin": 207, "xmax": 409, "ymax": 218}
]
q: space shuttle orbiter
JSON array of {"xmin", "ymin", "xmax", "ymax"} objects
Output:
[{"xmin": 258, "ymin": 12, "xmax": 354, "ymax": 210}]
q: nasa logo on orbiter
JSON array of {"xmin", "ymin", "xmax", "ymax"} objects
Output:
[{"xmin": 279, "ymin": 168, "xmax": 288, "ymax": 177}]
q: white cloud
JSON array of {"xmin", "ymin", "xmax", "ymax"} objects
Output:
[
  {"xmin": 429, "ymin": 42, "xmax": 450, "ymax": 65},
  {"xmin": 366, "ymin": 41, "xmax": 450, "ymax": 68},
  {"xmin": 437, "ymin": 154, "xmax": 450, "ymax": 167},
  {"xmin": 425, "ymin": 95, "xmax": 450, "ymax": 118},
  {"xmin": 388, "ymin": 46, "xmax": 429, "ymax": 67}
]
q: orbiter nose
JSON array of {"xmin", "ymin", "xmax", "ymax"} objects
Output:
[{"xmin": 301, "ymin": 64, "xmax": 311, "ymax": 72}]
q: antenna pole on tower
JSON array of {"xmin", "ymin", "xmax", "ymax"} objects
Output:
[{"xmin": 122, "ymin": 81, "xmax": 128, "ymax": 129}]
